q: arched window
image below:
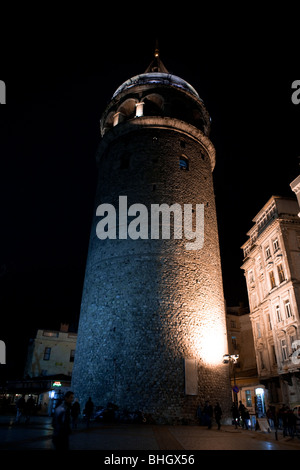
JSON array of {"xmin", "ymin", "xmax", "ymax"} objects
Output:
[
  {"xmin": 116, "ymin": 98, "xmax": 137, "ymax": 123},
  {"xmin": 143, "ymin": 94, "xmax": 164, "ymax": 117},
  {"xmin": 179, "ymin": 155, "xmax": 189, "ymax": 171}
]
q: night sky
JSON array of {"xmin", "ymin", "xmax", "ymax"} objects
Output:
[{"xmin": 0, "ymin": 11, "xmax": 299, "ymax": 378}]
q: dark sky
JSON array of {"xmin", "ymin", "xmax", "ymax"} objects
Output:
[{"xmin": 1, "ymin": 11, "xmax": 299, "ymax": 377}]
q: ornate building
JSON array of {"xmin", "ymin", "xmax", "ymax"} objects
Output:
[
  {"xmin": 241, "ymin": 195, "xmax": 300, "ymax": 408},
  {"xmin": 226, "ymin": 304, "xmax": 261, "ymax": 413},
  {"xmin": 72, "ymin": 49, "xmax": 231, "ymax": 423}
]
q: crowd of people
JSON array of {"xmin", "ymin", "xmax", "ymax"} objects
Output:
[
  {"xmin": 13, "ymin": 392, "xmax": 300, "ymax": 450},
  {"xmin": 267, "ymin": 404, "xmax": 299, "ymax": 438},
  {"xmin": 231, "ymin": 401, "xmax": 251, "ymax": 429},
  {"xmin": 196, "ymin": 400, "xmax": 251, "ymax": 431},
  {"xmin": 197, "ymin": 399, "xmax": 299, "ymax": 438},
  {"xmin": 52, "ymin": 393, "xmax": 94, "ymax": 450},
  {"xmin": 196, "ymin": 401, "xmax": 223, "ymax": 429},
  {"xmin": 15, "ymin": 392, "xmax": 94, "ymax": 450},
  {"xmin": 231, "ymin": 401, "xmax": 299, "ymax": 437},
  {"xmin": 15, "ymin": 395, "xmax": 37, "ymax": 423}
]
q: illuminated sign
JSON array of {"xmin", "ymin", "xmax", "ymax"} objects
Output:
[{"xmin": 52, "ymin": 381, "xmax": 62, "ymax": 387}]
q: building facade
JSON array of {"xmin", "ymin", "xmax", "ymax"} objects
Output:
[
  {"xmin": 290, "ymin": 175, "xmax": 300, "ymax": 215},
  {"xmin": 241, "ymin": 195, "xmax": 300, "ymax": 409},
  {"xmin": 226, "ymin": 304, "xmax": 266, "ymax": 417},
  {"xmin": 72, "ymin": 50, "xmax": 231, "ymax": 423},
  {"xmin": 24, "ymin": 323, "xmax": 77, "ymax": 378},
  {"xmin": 2, "ymin": 324, "xmax": 77, "ymax": 415}
]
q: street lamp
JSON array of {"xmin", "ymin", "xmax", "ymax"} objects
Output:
[
  {"xmin": 223, "ymin": 354, "xmax": 239, "ymax": 404},
  {"xmin": 223, "ymin": 354, "xmax": 239, "ymax": 364}
]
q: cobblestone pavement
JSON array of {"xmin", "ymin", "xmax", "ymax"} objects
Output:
[{"xmin": 1, "ymin": 415, "xmax": 300, "ymax": 452}]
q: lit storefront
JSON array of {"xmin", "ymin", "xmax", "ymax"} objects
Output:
[{"xmin": 2, "ymin": 375, "xmax": 72, "ymax": 415}]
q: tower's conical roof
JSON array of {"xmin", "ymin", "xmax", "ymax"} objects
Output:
[
  {"xmin": 144, "ymin": 43, "xmax": 169, "ymax": 74},
  {"xmin": 112, "ymin": 45, "xmax": 200, "ymax": 100}
]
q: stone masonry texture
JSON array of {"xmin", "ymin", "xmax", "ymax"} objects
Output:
[{"xmin": 72, "ymin": 78, "xmax": 232, "ymax": 424}]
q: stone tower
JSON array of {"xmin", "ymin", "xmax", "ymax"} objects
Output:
[{"xmin": 72, "ymin": 48, "xmax": 231, "ymax": 423}]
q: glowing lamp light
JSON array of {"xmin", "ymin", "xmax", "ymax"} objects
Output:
[
  {"xmin": 186, "ymin": 303, "xmax": 228, "ymax": 367},
  {"xmin": 189, "ymin": 325, "xmax": 227, "ymax": 366},
  {"xmin": 223, "ymin": 354, "xmax": 239, "ymax": 364},
  {"xmin": 201, "ymin": 331, "xmax": 227, "ymax": 366}
]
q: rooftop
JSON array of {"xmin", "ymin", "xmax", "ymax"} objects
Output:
[{"xmin": 112, "ymin": 45, "xmax": 201, "ymax": 100}]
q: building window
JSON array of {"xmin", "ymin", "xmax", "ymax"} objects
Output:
[
  {"xmin": 245, "ymin": 390, "xmax": 252, "ymax": 407},
  {"xmin": 265, "ymin": 245, "xmax": 271, "ymax": 260},
  {"xmin": 281, "ymin": 339, "xmax": 288, "ymax": 361},
  {"xmin": 271, "ymin": 345, "xmax": 277, "ymax": 365},
  {"xmin": 269, "ymin": 271, "xmax": 276, "ymax": 289},
  {"xmin": 256, "ymin": 322, "xmax": 261, "ymax": 338},
  {"xmin": 284, "ymin": 300, "xmax": 292, "ymax": 318},
  {"xmin": 275, "ymin": 305, "xmax": 282, "ymax": 322},
  {"xmin": 290, "ymin": 335, "xmax": 297, "ymax": 350},
  {"xmin": 273, "ymin": 238, "xmax": 280, "ymax": 252},
  {"xmin": 231, "ymin": 336, "xmax": 237, "ymax": 349},
  {"xmin": 70, "ymin": 350, "xmax": 75, "ymax": 362},
  {"xmin": 259, "ymin": 351, "xmax": 265, "ymax": 369},
  {"xmin": 251, "ymin": 293, "xmax": 257, "ymax": 309},
  {"xmin": 179, "ymin": 155, "xmax": 189, "ymax": 170},
  {"xmin": 43, "ymin": 331, "xmax": 58, "ymax": 338},
  {"xmin": 249, "ymin": 270, "xmax": 255, "ymax": 284},
  {"xmin": 267, "ymin": 314, "xmax": 272, "ymax": 330},
  {"xmin": 257, "ymin": 256, "xmax": 263, "ymax": 271},
  {"xmin": 43, "ymin": 347, "xmax": 51, "ymax": 361},
  {"xmin": 277, "ymin": 264, "xmax": 285, "ymax": 283}
]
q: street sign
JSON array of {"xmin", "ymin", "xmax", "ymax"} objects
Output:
[{"xmin": 232, "ymin": 385, "xmax": 239, "ymax": 393}]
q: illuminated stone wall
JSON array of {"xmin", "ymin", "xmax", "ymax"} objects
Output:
[{"xmin": 72, "ymin": 78, "xmax": 231, "ymax": 423}]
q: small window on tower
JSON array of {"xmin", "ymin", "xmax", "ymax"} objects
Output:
[
  {"xmin": 120, "ymin": 153, "xmax": 130, "ymax": 169},
  {"xmin": 179, "ymin": 155, "xmax": 189, "ymax": 171}
]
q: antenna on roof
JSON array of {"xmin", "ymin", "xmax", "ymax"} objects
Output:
[{"xmin": 144, "ymin": 40, "xmax": 169, "ymax": 74}]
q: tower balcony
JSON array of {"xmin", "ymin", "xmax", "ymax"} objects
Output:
[{"xmin": 100, "ymin": 73, "xmax": 211, "ymax": 138}]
